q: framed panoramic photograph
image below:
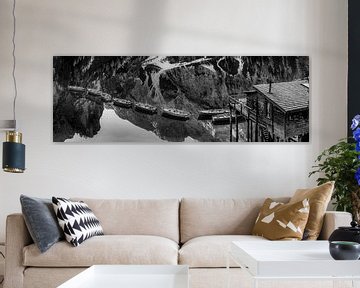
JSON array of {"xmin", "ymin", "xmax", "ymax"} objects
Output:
[{"xmin": 53, "ymin": 56, "xmax": 309, "ymax": 143}]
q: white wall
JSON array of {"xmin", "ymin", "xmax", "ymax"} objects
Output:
[{"xmin": 0, "ymin": 0, "xmax": 348, "ymax": 242}]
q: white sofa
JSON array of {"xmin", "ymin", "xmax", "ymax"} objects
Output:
[{"xmin": 4, "ymin": 198, "xmax": 352, "ymax": 288}]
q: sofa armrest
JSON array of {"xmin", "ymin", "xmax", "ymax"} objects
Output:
[
  {"xmin": 4, "ymin": 213, "xmax": 33, "ymax": 288},
  {"xmin": 318, "ymin": 211, "xmax": 352, "ymax": 240}
]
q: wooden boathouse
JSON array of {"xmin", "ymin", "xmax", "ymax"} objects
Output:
[{"xmin": 230, "ymin": 80, "xmax": 309, "ymax": 142}]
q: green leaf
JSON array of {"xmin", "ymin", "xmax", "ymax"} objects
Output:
[{"xmin": 309, "ymin": 138, "xmax": 360, "ymax": 214}]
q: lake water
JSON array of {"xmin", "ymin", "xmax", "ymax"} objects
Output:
[
  {"xmin": 54, "ymin": 88, "xmax": 243, "ymax": 142},
  {"xmin": 65, "ymin": 107, "xmax": 198, "ymax": 143}
]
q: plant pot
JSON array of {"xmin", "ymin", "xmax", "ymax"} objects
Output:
[
  {"xmin": 329, "ymin": 241, "xmax": 360, "ymax": 260},
  {"xmin": 329, "ymin": 221, "xmax": 360, "ymax": 244}
]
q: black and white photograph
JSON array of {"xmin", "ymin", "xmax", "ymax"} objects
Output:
[{"xmin": 53, "ymin": 56, "xmax": 309, "ymax": 143}]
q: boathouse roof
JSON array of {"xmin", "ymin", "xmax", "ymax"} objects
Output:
[{"xmin": 253, "ymin": 80, "xmax": 309, "ymax": 112}]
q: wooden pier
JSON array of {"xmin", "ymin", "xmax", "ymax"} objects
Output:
[{"xmin": 228, "ymin": 95, "xmax": 275, "ymax": 142}]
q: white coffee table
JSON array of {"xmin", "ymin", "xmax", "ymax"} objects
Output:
[
  {"xmin": 58, "ymin": 265, "xmax": 189, "ymax": 288},
  {"xmin": 228, "ymin": 241, "xmax": 360, "ymax": 288}
]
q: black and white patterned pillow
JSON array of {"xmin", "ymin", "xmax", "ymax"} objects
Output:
[{"xmin": 52, "ymin": 197, "xmax": 104, "ymax": 247}]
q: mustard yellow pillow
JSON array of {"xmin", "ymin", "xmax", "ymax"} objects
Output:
[
  {"xmin": 289, "ymin": 181, "xmax": 334, "ymax": 240},
  {"xmin": 252, "ymin": 198, "xmax": 310, "ymax": 240}
]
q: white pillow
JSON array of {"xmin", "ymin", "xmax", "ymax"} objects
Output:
[{"xmin": 52, "ymin": 197, "xmax": 103, "ymax": 246}]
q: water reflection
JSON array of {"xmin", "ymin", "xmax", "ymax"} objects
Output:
[
  {"xmin": 53, "ymin": 88, "xmax": 104, "ymax": 142},
  {"xmin": 54, "ymin": 90, "xmax": 231, "ymax": 142},
  {"xmin": 65, "ymin": 108, "xmax": 165, "ymax": 143},
  {"xmin": 112, "ymin": 105, "xmax": 218, "ymax": 142}
]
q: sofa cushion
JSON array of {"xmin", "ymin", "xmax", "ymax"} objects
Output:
[
  {"xmin": 52, "ymin": 197, "xmax": 104, "ymax": 247},
  {"xmin": 24, "ymin": 268, "xmax": 86, "ymax": 288},
  {"xmin": 290, "ymin": 181, "xmax": 334, "ymax": 240},
  {"xmin": 252, "ymin": 198, "xmax": 310, "ymax": 240},
  {"xmin": 180, "ymin": 198, "xmax": 289, "ymax": 243},
  {"xmin": 179, "ymin": 235, "xmax": 267, "ymax": 268},
  {"xmin": 23, "ymin": 235, "xmax": 178, "ymax": 267},
  {"xmin": 72, "ymin": 198, "xmax": 179, "ymax": 243},
  {"xmin": 20, "ymin": 195, "xmax": 64, "ymax": 253}
]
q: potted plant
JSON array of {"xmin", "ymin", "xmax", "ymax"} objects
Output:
[{"xmin": 309, "ymin": 115, "xmax": 360, "ymax": 222}]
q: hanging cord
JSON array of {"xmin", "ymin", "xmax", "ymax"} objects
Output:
[{"xmin": 12, "ymin": 0, "xmax": 17, "ymax": 129}]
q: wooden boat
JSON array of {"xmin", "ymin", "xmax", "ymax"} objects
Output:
[
  {"xmin": 99, "ymin": 92, "xmax": 112, "ymax": 103},
  {"xmin": 68, "ymin": 86, "xmax": 86, "ymax": 93},
  {"xmin": 212, "ymin": 113, "xmax": 242, "ymax": 125},
  {"xmin": 87, "ymin": 88, "xmax": 102, "ymax": 96},
  {"xmin": 198, "ymin": 109, "xmax": 229, "ymax": 120},
  {"xmin": 199, "ymin": 109, "xmax": 229, "ymax": 117},
  {"xmin": 113, "ymin": 98, "xmax": 132, "ymax": 108},
  {"xmin": 134, "ymin": 103, "xmax": 157, "ymax": 115},
  {"xmin": 87, "ymin": 89, "xmax": 112, "ymax": 102},
  {"xmin": 162, "ymin": 108, "xmax": 190, "ymax": 121}
]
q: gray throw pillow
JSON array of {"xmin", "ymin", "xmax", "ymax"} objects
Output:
[{"xmin": 20, "ymin": 195, "xmax": 64, "ymax": 253}]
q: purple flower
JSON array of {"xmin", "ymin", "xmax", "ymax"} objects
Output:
[
  {"xmin": 356, "ymin": 167, "xmax": 360, "ymax": 186},
  {"xmin": 357, "ymin": 142, "xmax": 360, "ymax": 152},
  {"xmin": 352, "ymin": 115, "xmax": 360, "ymax": 130},
  {"xmin": 354, "ymin": 128, "xmax": 360, "ymax": 142}
]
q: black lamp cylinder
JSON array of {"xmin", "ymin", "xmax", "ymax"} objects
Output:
[{"xmin": 2, "ymin": 131, "xmax": 25, "ymax": 173}]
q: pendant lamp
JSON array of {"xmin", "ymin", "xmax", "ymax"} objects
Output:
[{"xmin": 1, "ymin": 0, "xmax": 26, "ymax": 173}]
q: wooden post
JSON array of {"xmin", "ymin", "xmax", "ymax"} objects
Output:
[
  {"xmin": 235, "ymin": 105, "xmax": 239, "ymax": 142},
  {"xmin": 247, "ymin": 107, "xmax": 250, "ymax": 142},
  {"xmin": 271, "ymin": 105, "xmax": 275, "ymax": 141},
  {"xmin": 250, "ymin": 121, "xmax": 253, "ymax": 142},
  {"xmin": 284, "ymin": 112, "xmax": 287, "ymax": 142},
  {"xmin": 229, "ymin": 103, "xmax": 233, "ymax": 142},
  {"xmin": 255, "ymin": 96, "xmax": 259, "ymax": 142}
]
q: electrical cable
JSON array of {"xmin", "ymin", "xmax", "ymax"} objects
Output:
[{"xmin": 11, "ymin": 0, "xmax": 17, "ymax": 129}]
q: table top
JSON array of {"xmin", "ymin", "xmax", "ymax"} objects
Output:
[
  {"xmin": 58, "ymin": 265, "xmax": 189, "ymax": 288},
  {"xmin": 231, "ymin": 240, "xmax": 360, "ymax": 278}
]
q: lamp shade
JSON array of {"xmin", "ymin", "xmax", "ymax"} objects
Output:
[{"xmin": 2, "ymin": 131, "xmax": 25, "ymax": 173}]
